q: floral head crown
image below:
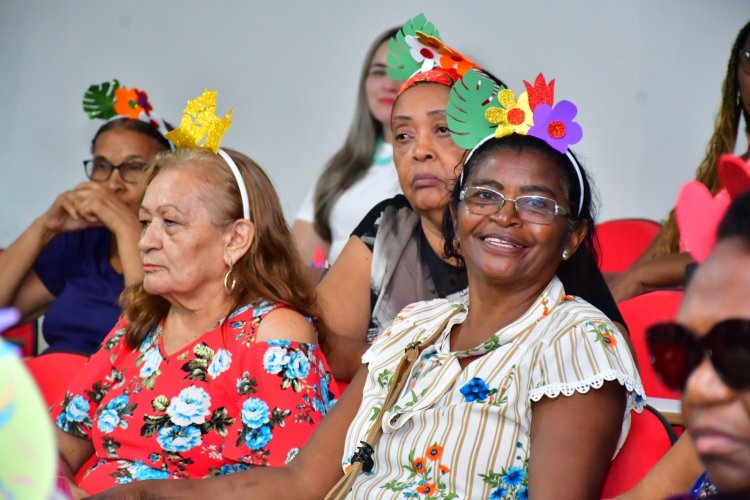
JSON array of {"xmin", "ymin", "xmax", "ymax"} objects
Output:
[
  {"xmin": 447, "ymin": 69, "xmax": 585, "ymax": 215},
  {"xmin": 387, "ymin": 13, "xmax": 481, "ymax": 94},
  {"xmin": 165, "ymin": 90, "xmax": 250, "ymax": 220},
  {"xmin": 83, "ymin": 79, "xmax": 169, "ymax": 136}
]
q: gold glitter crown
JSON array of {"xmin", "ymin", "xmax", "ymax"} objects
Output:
[{"xmin": 166, "ymin": 90, "xmax": 233, "ymax": 153}]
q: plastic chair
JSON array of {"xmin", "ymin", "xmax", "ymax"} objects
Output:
[
  {"xmin": 595, "ymin": 219, "xmax": 661, "ymax": 273},
  {"xmin": 618, "ymin": 290, "xmax": 684, "ymax": 400},
  {"xmin": 1, "ymin": 320, "xmax": 37, "ymax": 357},
  {"xmin": 601, "ymin": 404, "xmax": 678, "ymax": 498},
  {"xmin": 25, "ymin": 353, "xmax": 88, "ymax": 407}
]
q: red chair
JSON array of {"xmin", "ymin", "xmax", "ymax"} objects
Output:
[
  {"xmin": 595, "ymin": 219, "xmax": 661, "ymax": 273},
  {"xmin": 601, "ymin": 404, "xmax": 677, "ymax": 498},
  {"xmin": 618, "ymin": 290, "xmax": 684, "ymax": 400},
  {"xmin": 1, "ymin": 320, "xmax": 37, "ymax": 357},
  {"xmin": 25, "ymin": 353, "xmax": 88, "ymax": 407}
]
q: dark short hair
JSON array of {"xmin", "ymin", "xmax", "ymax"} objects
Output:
[{"xmin": 90, "ymin": 117, "xmax": 171, "ymax": 153}]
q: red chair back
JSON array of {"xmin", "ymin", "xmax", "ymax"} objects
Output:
[
  {"xmin": 1, "ymin": 321, "xmax": 36, "ymax": 357},
  {"xmin": 595, "ymin": 219, "xmax": 661, "ymax": 273},
  {"xmin": 601, "ymin": 405, "xmax": 676, "ymax": 498},
  {"xmin": 618, "ymin": 290, "xmax": 683, "ymax": 400},
  {"xmin": 25, "ymin": 353, "xmax": 88, "ymax": 407}
]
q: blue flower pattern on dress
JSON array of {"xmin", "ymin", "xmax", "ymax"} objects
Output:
[
  {"xmin": 207, "ymin": 349, "xmax": 232, "ymax": 379},
  {"xmin": 241, "ymin": 398, "xmax": 270, "ymax": 429},
  {"xmin": 460, "ymin": 377, "xmax": 491, "ymax": 402},
  {"xmin": 156, "ymin": 425, "xmax": 203, "ymax": 452},
  {"xmin": 245, "ymin": 425, "xmax": 273, "ymax": 450},
  {"xmin": 52, "ymin": 299, "xmax": 339, "ymax": 489},
  {"xmin": 166, "ymin": 387, "xmax": 212, "ymax": 426}
]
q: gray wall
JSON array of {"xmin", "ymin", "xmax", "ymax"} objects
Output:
[{"xmin": 1, "ymin": 1, "xmax": 748, "ymax": 246}]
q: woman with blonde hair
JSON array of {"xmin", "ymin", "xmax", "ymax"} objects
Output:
[
  {"xmin": 292, "ymin": 26, "xmax": 403, "ymax": 281},
  {"xmin": 54, "ymin": 102, "xmax": 338, "ymax": 495}
]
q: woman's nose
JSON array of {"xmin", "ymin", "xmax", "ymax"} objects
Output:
[
  {"xmin": 683, "ymin": 358, "xmax": 736, "ymax": 407},
  {"xmin": 138, "ymin": 222, "xmax": 160, "ymax": 251},
  {"xmin": 413, "ymin": 133, "xmax": 435, "ymax": 161}
]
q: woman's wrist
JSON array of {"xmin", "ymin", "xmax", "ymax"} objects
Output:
[{"xmin": 29, "ymin": 216, "xmax": 59, "ymax": 247}]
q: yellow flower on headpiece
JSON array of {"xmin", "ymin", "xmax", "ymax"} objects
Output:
[
  {"xmin": 484, "ymin": 89, "xmax": 534, "ymax": 138},
  {"xmin": 166, "ymin": 90, "xmax": 233, "ymax": 153}
]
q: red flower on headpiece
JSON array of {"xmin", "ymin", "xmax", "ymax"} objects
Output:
[
  {"xmin": 135, "ymin": 89, "xmax": 153, "ymax": 116},
  {"xmin": 524, "ymin": 73, "xmax": 555, "ymax": 111}
]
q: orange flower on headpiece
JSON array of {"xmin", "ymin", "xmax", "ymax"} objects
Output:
[
  {"xmin": 485, "ymin": 89, "xmax": 534, "ymax": 137},
  {"xmin": 114, "ymin": 87, "xmax": 144, "ymax": 119},
  {"xmin": 415, "ymin": 31, "xmax": 478, "ymax": 76},
  {"xmin": 439, "ymin": 48, "xmax": 477, "ymax": 76}
]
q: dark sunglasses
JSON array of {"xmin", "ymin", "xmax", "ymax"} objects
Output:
[{"xmin": 646, "ymin": 319, "xmax": 750, "ymax": 391}]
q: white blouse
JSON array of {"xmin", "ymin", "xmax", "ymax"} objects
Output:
[
  {"xmin": 296, "ymin": 140, "xmax": 401, "ymax": 263},
  {"xmin": 341, "ymin": 277, "xmax": 644, "ymax": 499}
]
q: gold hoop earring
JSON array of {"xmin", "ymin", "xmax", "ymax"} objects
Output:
[{"xmin": 223, "ymin": 259, "xmax": 236, "ymax": 295}]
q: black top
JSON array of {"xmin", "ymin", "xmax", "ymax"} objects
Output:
[{"xmin": 353, "ymin": 195, "xmax": 624, "ymax": 326}]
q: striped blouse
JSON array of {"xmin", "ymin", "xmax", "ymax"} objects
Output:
[{"xmin": 341, "ymin": 276, "xmax": 644, "ymax": 499}]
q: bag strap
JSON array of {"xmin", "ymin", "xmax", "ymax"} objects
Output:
[{"xmin": 325, "ymin": 308, "xmax": 463, "ymax": 500}]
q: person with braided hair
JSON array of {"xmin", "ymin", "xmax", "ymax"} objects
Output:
[{"xmin": 608, "ymin": 20, "xmax": 750, "ymax": 303}]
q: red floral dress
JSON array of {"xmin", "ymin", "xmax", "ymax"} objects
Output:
[{"xmin": 51, "ymin": 300, "xmax": 338, "ymax": 495}]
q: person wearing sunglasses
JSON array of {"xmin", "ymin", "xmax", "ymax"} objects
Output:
[
  {"xmin": 618, "ymin": 190, "xmax": 750, "ymax": 500},
  {"xmin": 649, "ymin": 190, "xmax": 750, "ymax": 498},
  {"xmin": 608, "ymin": 20, "xmax": 750, "ymax": 304},
  {"xmin": 0, "ymin": 81, "xmax": 171, "ymax": 356}
]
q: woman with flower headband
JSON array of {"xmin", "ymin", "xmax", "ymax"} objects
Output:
[
  {"xmin": 0, "ymin": 80, "xmax": 171, "ymax": 357},
  {"xmin": 90, "ymin": 69, "xmax": 642, "ymax": 500},
  {"xmin": 609, "ymin": 20, "xmax": 750, "ymax": 303},
  {"xmin": 292, "ymin": 26, "xmax": 403, "ymax": 283},
  {"xmin": 316, "ymin": 14, "xmax": 626, "ymax": 382},
  {"xmin": 53, "ymin": 91, "xmax": 338, "ymax": 497}
]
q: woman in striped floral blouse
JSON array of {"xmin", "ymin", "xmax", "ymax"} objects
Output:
[{"xmin": 94, "ymin": 80, "xmax": 643, "ymax": 500}]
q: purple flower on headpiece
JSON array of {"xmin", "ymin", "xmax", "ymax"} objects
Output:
[{"xmin": 528, "ymin": 100, "xmax": 582, "ymax": 154}]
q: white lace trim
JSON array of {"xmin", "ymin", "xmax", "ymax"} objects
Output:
[{"xmin": 528, "ymin": 369, "xmax": 646, "ymax": 412}]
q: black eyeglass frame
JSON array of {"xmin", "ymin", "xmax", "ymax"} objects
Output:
[
  {"xmin": 459, "ymin": 185, "xmax": 569, "ymax": 225},
  {"xmin": 82, "ymin": 159, "xmax": 148, "ymax": 184},
  {"xmin": 646, "ymin": 319, "xmax": 750, "ymax": 392}
]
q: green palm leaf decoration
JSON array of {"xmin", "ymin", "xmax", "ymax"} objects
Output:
[
  {"xmin": 83, "ymin": 79, "xmax": 120, "ymax": 120},
  {"xmin": 386, "ymin": 13, "xmax": 440, "ymax": 80},
  {"xmin": 447, "ymin": 69, "xmax": 502, "ymax": 150}
]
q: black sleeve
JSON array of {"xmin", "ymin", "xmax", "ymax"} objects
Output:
[
  {"xmin": 351, "ymin": 195, "xmax": 411, "ymax": 252},
  {"xmin": 558, "ymin": 244, "xmax": 625, "ymax": 326}
]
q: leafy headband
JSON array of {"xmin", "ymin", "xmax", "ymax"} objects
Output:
[
  {"xmin": 387, "ymin": 13, "xmax": 481, "ymax": 93},
  {"xmin": 83, "ymin": 79, "xmax": 169, "ymax": 135},
  {"xmin": 448, "ymin": 69, "xmax": 585, "ymax": 216},
  {"xmin": 165, "ymin": 90, "xmax": 250, "ymax": 220}
]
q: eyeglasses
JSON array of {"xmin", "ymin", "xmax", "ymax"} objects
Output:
[
  {"xmin": 83, "ymin": 159, "xmax": 148, "ymax": 184},
  {"xmin": 646, "ymin": 319, "xmax": 750, "ymax": 391},
  {"xmin": 739, "ymin": 49, "xmax": 750, "ymax": 76},
  {"xmin": 459, "ymin": 186, "xmax": 569, "ymax": 225}
]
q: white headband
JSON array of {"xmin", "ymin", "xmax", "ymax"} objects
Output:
[
  {"xmin": 218, "ymin": 149, "xmax": 251, "ymax": 220},
  {"xmin": 460, "ymin": 134, "xmax": 585, "ymax": 217}
]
